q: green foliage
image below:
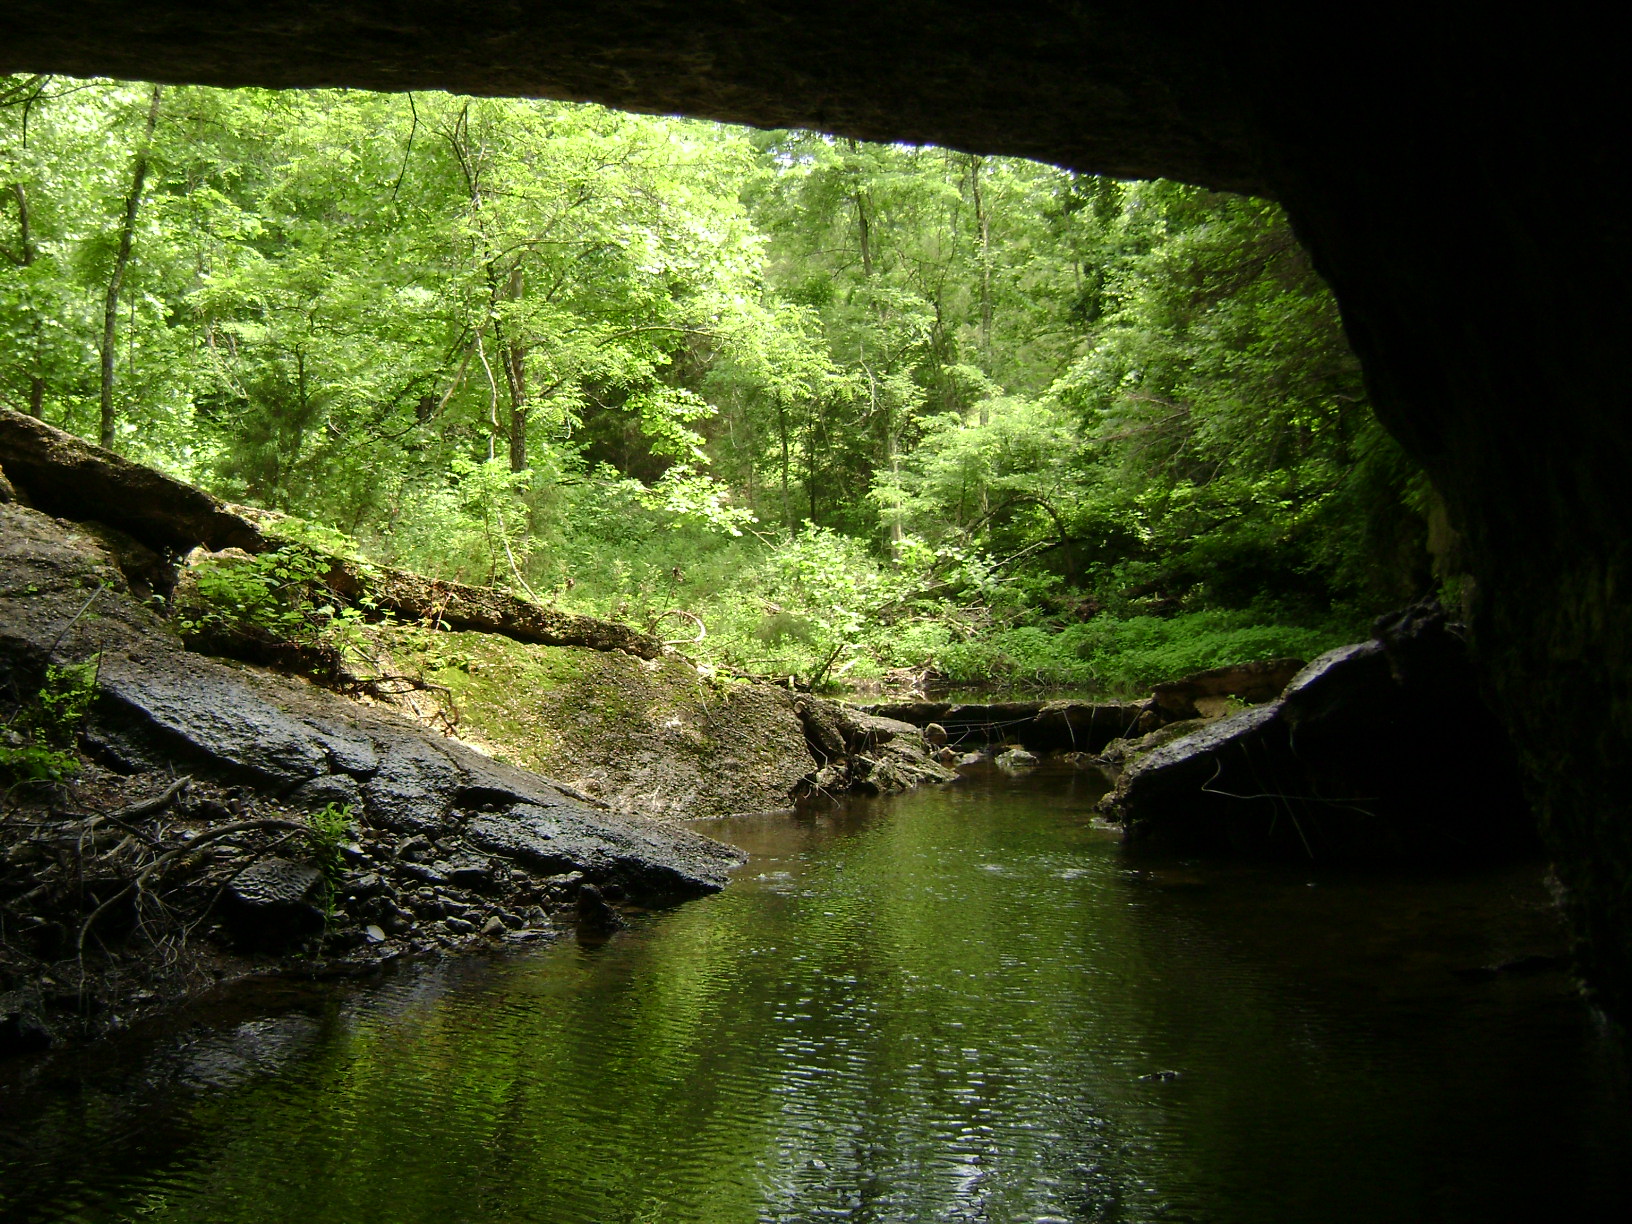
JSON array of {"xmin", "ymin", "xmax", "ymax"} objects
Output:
[
  {"xmin": 0, "ymin": 743, "xmax": 80, "ymax": 785},
  {"xmin": 3, "ymin": 76, "xmax": 1432, "ymax": 696},
  {"xmin": 304, "ymin": 802, "xmax": 356, "ymax": 916},
  {"xmin": 936, "ymin": 611, "xmax": 1354, "ymax": 692},
  {"xmin": 29, "ymin": 659, "xmax": 99, "ymax": 746},
  {"xmin": 176, "ymin": 546, "xmax": 366, "ymax": 664},
  {"xmin": 1, "ymin": 657, "xmax": 98, "ymax": 786},
  {"xmin": 305, "ymin": 802, "xmax": 354, "ymax": 884}
]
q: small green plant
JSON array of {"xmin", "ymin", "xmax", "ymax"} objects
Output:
[
  {"xmin": 33, "ymin": 659, "xmax": 100, "ymax": 745},
  {"xmin": 175, "ymin": 546, "xmax": 378, "ymax": 681},
  {"xmin": 304, "ymin": 802, "xmax": 356, "ymax": 917},
  {"xmin": 306, "ymin": 802, "xmax": 354, "ymax": 883},
  {"xmin": 0, "ymin": 743, "xmax": 80, "ymax": 784},
  {"xmin": 178, "ymin": 546, "xmax": 341, "ymax": 642},
  {"xmin": 1, "ymin": 656, "xmax": 98, "ymax": 787}
]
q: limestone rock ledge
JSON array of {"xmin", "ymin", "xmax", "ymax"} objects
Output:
[{"xmin": 0, "ymin": 500, "xmax": 741, "ymax": 1050}]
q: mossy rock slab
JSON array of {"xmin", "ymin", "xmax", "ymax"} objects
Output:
[{"xmin": 383, "ymin": 627, "xmax": 816, "ymax": 821}]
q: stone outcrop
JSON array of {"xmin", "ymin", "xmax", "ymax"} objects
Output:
[
  {"xmin": 1149, "ymin": 657, "xmax": 1305, "ymax": 720},
  {"xmin": 1, "ymin": 500, "xmax": 742, "ymax": 898},
  {"xmin": 0, "ymin": 498, "xmax": 746, "ymax": 1044},
  {"xmin": 1100, "ymin": 605, "xmax": 1536, "ymax": 863},
  {"xmin": 0, "ymin": 408, "xmax": 269, "ymax": 555},
  {"xmin": 792, "ymin": 699, "xmax": 958, "ymax": 798}
]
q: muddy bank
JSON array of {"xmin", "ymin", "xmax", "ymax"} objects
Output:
[{"xmin": 361, "ymin": 628, "xmax": 954, "ymax": 823}]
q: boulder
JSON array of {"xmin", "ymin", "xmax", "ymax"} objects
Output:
[
  {"xmin": 575, "ymin": 882, "xmax": 626, "ymax": 934},
  {"xmin": 1149, "ymin": 656, "xmax": 1305, "ymax": 719},
  {"xmin": 463, "ymin": 800, "xmax": 735, "ymax": 900},
  {"xmin": 1101, "ymin": 705, "xmax": 1295, "ymax": 855},
  {"xmin": 793, "ymin": 695, "xmax": 847, "ymax": 762},
  {"xmin": 225, "ymin": 858, "xmax": 327, "ymax": 948},
  {"xmin": 1102, "ymin": 604, "xmax": 1535, "ymax": 862},
  {"xmin": 995, "ymin": 747, "xmax": 1040, "ymax": 772},
  {"xmin": 792, "ymin": 697, "xmax": 958, "ymax": 799}
]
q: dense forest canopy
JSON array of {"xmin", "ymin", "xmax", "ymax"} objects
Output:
[{"xmin": 1, "ymin": 77, "xmax": 1435, "ymax": 689}]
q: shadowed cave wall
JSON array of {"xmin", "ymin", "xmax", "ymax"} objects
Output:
[{"xmin": 4, "ymin": 1, "xmax": 1629, "ymax": 1020}]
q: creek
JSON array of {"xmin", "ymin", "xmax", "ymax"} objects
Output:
[{"xmin": 2, "ymin": 764, "xmax": 1628, "ymax": 1222}]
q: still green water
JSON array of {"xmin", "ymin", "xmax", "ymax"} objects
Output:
[{"xmin": 3, "ymin": 766, "xmax": 1628, "ymax": 1222}]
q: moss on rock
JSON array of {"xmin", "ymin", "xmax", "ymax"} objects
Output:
[{"xmin": 377, "ymin": 626, "xmax": 818, "ymax": 821}]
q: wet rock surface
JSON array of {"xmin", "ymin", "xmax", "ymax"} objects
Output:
[
  {"xmin": 1149, "ymin": 657, "xmax": 1306, "ymax": 720},
  {"xmin": 995, "ymin": 747, "xmax": 1040, "ymax": 772},
  {"xmin": 225, "ymin": 859, "xmax": 327, "ymax": 949},
  {"xmin": 0, "ymin": 501, "xmax": 743, "ymax": 1048}
]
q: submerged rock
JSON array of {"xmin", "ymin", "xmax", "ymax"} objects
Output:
[
  {"xmin": 575, "ymin": 882, "xmax": 626, "ymax": 934},
  {"xmin": 995, "ymin": 747, "xmax": 1040, "ymax": 772}
]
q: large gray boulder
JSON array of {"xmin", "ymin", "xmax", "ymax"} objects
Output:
[
  {"xmin": 0, "ymin": 502, "xmax": 742, "ymax": 902},
  {"xmin": 1102, "ymin": 605, "xmax": 1535, "ymax": 862}
]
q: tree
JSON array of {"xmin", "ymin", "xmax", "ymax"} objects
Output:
[{"xmin": 98, "ymin": 83, "xmax": 160, "ymax": 447}]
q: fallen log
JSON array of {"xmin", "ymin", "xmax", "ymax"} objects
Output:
[
  {"xmin": 0, "ymin": 407, "xmax": 269, "ymax": 553},
  {"xmin": 1, "ymin": 407, "xmax": 666, "ymax": 660},
  {"xmin": 325, "ymin": 562, "xmax": 667, "ymax": 660},
  {"xmin": 860, "ymin": 699, "xmax": 1147, "ymax": 754}
]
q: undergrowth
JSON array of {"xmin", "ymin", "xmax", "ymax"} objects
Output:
[
  {"xmin": 0, "ymin": 658, "xmax": 99, "ymax": 788},
  {"xmin": 196, "ymin": 495, "xmax": 1364, "ymax": 695}
]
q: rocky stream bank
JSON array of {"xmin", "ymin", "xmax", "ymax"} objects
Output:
[
  {"xmin": 0, "ymin": 411, "xmax": 966, "ymax": 1053},
  {"xmin": 1, "ymin": 408, "xmax": 1541, "ymax": 1054}
]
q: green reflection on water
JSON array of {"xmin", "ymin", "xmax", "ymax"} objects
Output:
[{"xmin": 4, "ymin": 766, "xmax": 1627, "ymax": 1223}]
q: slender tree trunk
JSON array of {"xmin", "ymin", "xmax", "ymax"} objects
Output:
[
  {"xmin": 854, "ymin": 189, "xmax": 873, "ymax": 279},
  {"xmin": 807, "ymin": 404, "xmax": 819, "ymax": 525},
  {"xmin": 99, "ymin": 84, "xmax": 161, "ymax": 449},
  {"xmin": 886, "ymin": 425, "xmax": 904, "ymax": 560},
  {"xmin": 848, "ymin": 143, "xmax": 873, "ymax": 279},
  {"xmin": 777, "ymin": 399, "xmax": 792, "ymax": 533},
  {"xmin": 10, "ymin": 183, "xmax": 45, "ymax": 416},
  {"xmin": 499, "ymin": 266, "xmax": 529, "ymax": 472},
  {"xmin": 849, "ymin": 171, "xmax": 903, "ymax": 554},
  {"xmin": 969, "ymin": 155, "xmax": 993, "ymax": 425},
  {"xmin": 503, "ymin": 333, "xmax": 527, "ymax": 473}
]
